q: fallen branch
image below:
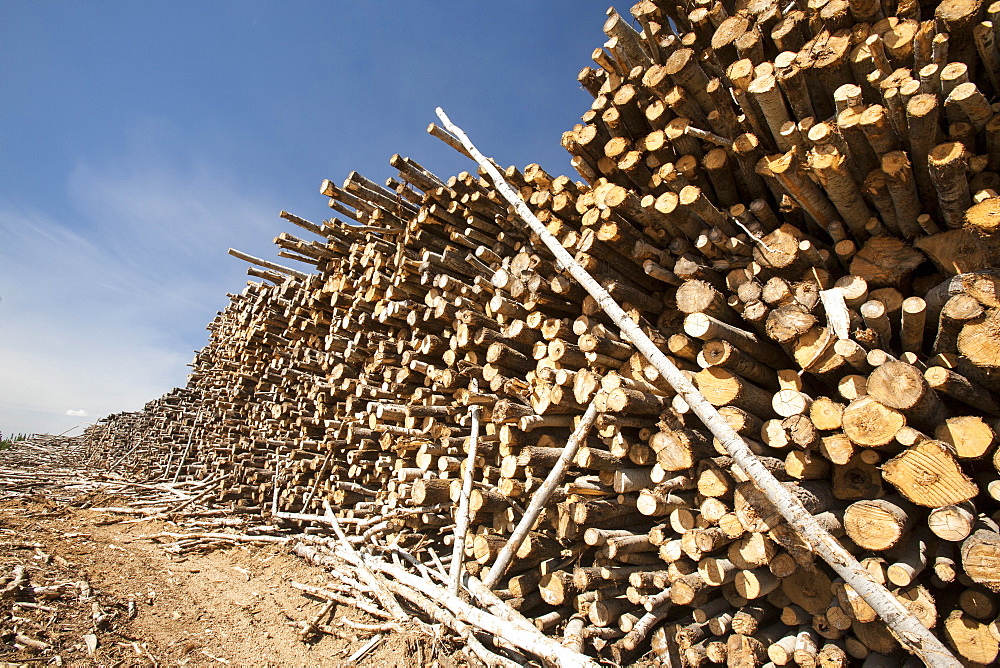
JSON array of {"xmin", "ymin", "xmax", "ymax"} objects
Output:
[
  {"xmin": 379, "ymin": 575, "xmax": 520, "ymax": 668},
  {"xmin": 1, "ymin": 565, "xmax": 27, "ymax": 600},
  {"xmin": 346, "ymin": 633, "xmax": 384, "ymax": 662},
  {"xmin": 290, "ymin": 579, "xmax": 394, "ymax": 620},
  {"xmin": 150, "ymin": 531, "xmax": 289, "ymax": 544},
  {"xmin": 14, "ymin": 633, "xmax": 51, "ymax": 651},
  {"xmin": 338, "ymin": 617, "xmax": 404, "ymax": 633},
  {"xmin": 298, "ymin": 600, "xmax": 336, "ymax": 640},
  {"xmin": 370, "ymin": 554, "xmax": 599, "ymax": 668},
  {"xmin": 322, "ymin": 500, "xmax": 409, "ymax": 621}
]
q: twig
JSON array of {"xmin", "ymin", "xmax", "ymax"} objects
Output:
[
  {"xmin": 339, "ymin": 617, "xmax": 404, "ymax": 633},
  {"xmin": 347, "ymin": 633, "xmax": 384, "ymax": 662},
  {"xmin": 14, "ymin": 633, "xmax": 50, "ymax": 651},
  {"xmin": 290, "ymin": 580, "xmax": 394, "ymax": 620},
  {"xmin": 731, "ymin": 215, "xmax": 776, "ymax": 252},
  {"xmin": 165, "ymin": 476, "xmax": 222, "ymax": 514},
  {"xmin": 298, "ymin": 600, "xmax": 336, "ymax": 640},
  {"xmin": 683, "ymin": 125, "xmax": 732, "ymax": 146},
  {"xmin": 425, "ymin": 547, "xmax": 451, "ymax": 582},
  {"xmin": 1, "ymin": 565, "xmax": 27, "ymax": 599},
  {"xmin": 13, "ymin": 601, "xmax": 58, "ymax": 613},
  {"xmin": 151, "ymin": 531, "xmax": 289, "ymax": 544}
]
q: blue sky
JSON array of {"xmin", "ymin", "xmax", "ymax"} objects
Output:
[{"xmin": 0, "ymin": 1, "xmax": 631, "ymax": 436}]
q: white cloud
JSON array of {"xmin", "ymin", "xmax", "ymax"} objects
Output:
[
  {"xmin": 0, "ymin": 203, "xmax": 197, "ymax": 435},
  {"xmin": 0, "ymin": 124, "xmax": 293, "ymax": 436}
]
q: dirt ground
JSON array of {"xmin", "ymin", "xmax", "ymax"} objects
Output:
[{"xmin": 0, "ymin": 493, "xmax": 460, "ymax": 667}]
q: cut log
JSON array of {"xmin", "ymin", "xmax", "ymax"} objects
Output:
[
  {"xmin": 942, "ymin": 609, "xmax": 1000, "ymax": 665},
  {"xmin": 867, "ymin": 360, "xmax": 949, "ymax": 429},
  {"xmin": 958, "ymin": 309, "xmax": 1000, "ymax": 368},
  {"xmin": 841, "ymin": 396, "xmax": 907, "ymax": 448},
  {"xmin": 843, "ymin": 497, "xmax": 916, "ymax": 551},
  {"xmin": 935, "ymin": 415, "xmax": 998, "ymax": 459},
  {"xmin": 849, "ymin": 236, "xmax": 926, "ymax": 289},
  {"xmin": 917, "ymin": 228, "xmax": 1000, "ymax": 276},
  {"xmin": 882, "ymin": 440, "xmax": 979, "ymax": 507},
  {"xmin": 928, "ymin": 502, "xmax": 977, "ymax": 542},
  {"xmin": 962, "ymin": 527, "xmax": 1000, "ymax": 593},
  {"xmin": 927, "ymin": 142, "xmax": 973, "ymax": 230}
]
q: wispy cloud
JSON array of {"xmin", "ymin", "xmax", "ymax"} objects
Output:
[
  {"xmin": 0, "ymin": 120, "xmax": 290, "ymax": 435},
  {"xmin": 0, "ymin": 201, "xmax": 200, "ymax": 435}
]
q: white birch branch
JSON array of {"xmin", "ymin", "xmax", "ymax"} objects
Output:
[
  {"xmin": 482, "ymin": 398, "xmax": 600, "ymax": 589},
  {"xmin": 322, "ymin": 500, "xmax": 409, "ymax": 621},
  {"xmin": 434, "ymin": 106, "xmax": 961, "ymax": 668},
  {"xmin": 372, "ymin": 556, "xmax": 600, "ymax": 668},
  {"xmin": 450, "ymin": 405, "xmax": 481, "ymax": 595}
]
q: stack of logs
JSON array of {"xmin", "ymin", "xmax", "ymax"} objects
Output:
[
  {"xmin": 85, "ymin": 0, "xmax": 1000, "ymax": 664},
  {"xmin": 84, "ymin": 388, "xmax": 205, "ymax": 482}
]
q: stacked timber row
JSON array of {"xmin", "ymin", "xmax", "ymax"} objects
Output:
[
  {"xmin": 84, "ymin": 0, "xmax": 1000, "ymax": 664},
  {"xmin": 83, "ymin": 388, "xmax": 203, "ymax": 479}
]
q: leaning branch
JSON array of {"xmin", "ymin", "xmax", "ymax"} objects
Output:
[
  {"xmin": 482, "ymin": 398, "xmax": 600, "ymax": 589},
  {"xmin": 433, "ymin": 106, "xmax": 961, "ymax": 668}
]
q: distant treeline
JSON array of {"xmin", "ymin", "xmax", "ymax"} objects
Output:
[{"xmin": 0, "ymin": 432, "xmax": 32, "ymax": 449}]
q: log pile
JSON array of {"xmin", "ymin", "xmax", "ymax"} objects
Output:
[
  {"xmin": 83, "ymin": 0, "xmax": 1000, "ymax": 664},
  {"xmin": 84, "ymin": 388, "xmax": 203, "ymax": 480}
]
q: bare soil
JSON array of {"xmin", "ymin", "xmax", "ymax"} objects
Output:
[{"xmin": 0, "ymin": 492, "xmax": 457, "ymax": 667}]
